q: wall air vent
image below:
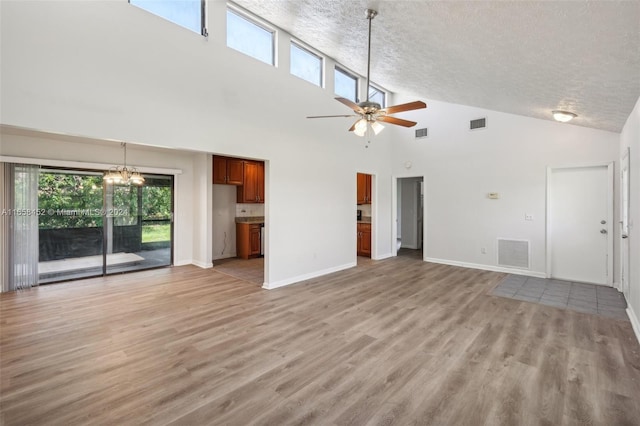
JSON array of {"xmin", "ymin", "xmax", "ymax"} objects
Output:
[
  {"xmin": 470, "ymin": 117, "xmax": 487, "ymax": 130},
  {"xmin": 497, "ymin": 238, "xmax": 530, "ymax": 269},
  {"xmin": 415, "ymin": 128, "xmax": 428, "ymax": 139}
]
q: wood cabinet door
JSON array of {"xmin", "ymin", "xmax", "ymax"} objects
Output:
[
  {"xmin": 256, "ymin": 161, "xmax": 265, "ymax": 203},
  {"xmin": 213, "ymin": 156, "xmax": 244, "ymax": 186},
  {"xmin": 357, "ymin": 223, "xmax": 371, "ymax": 257},
  {"xmin": 227, "ymin": 159, "xmax": 245, "ymax": 185},
  {"xmin": 357, "ymin": 173, "xmax": 367, "ymax": 204},
  {"xmin": 249, "ymin": 225, "xmax": 261, "ymax": 255},
  {"xmin": 238, "ymin": 161, "xmax": 258, "ymax": 203},
  {"xmin": 236, "ymin": 223, "xmax": 250, "ymax": 259},
  {"xmin": 213, "ymin": 156, "xmax": 228, "ymax": 184},
  {"xmin": 237, "ymin": 161, "xmax": 265, "ymax": 203},
  {"xmin": 357, "ymin": 173, "xmax": 372, "ymax": 204},
  {"xmin": 361, "ymin": 226, "xmax": 371, "ymax": 256}
]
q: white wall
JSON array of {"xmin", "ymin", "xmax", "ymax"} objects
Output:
[
  {"xmin": 0, "ymin": 129, "xmax": 201, "ymax": 267},
  {"xmin": 392, "ymin": 98, "xmax": 620, "ymax": 278},
  {"xmin": 0, "ymin": 1, "xmax": 622, "ymax": 290},
  {"xmin": 619, "ymin": 96, "xmax": 640, "ymax": 338},
  {"xmin": 0, "ymin": 0, "xmax": 395, "ymax": 287}
]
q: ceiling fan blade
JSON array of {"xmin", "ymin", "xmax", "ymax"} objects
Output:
[
  {"xmin": 380, "ymin": 101, "xmax": 427, "ymax": 115},
  {"xmin": 348, "ymin": 120, "xmax": 360, "ymax": 132},
  {"xmin": 377, "ymin": 116, "xmax": 418, "ymax": 128},
  {"xmin": 307, "ymin": 114, "xmax": 359, "ymax": 119},
  {"xmin": 335, "ymin": 97, "xmax": 364, "ymax": 113}
]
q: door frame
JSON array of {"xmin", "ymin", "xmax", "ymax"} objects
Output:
[
  {"xmin": 356, "ymin": 171, "xmax": 375, "ymax": 258},
  {"xmin": 621, "ymin": 148, "xmax": 630, "ymax": 297},
  {"xmin": 545, "ymin": 162, "xmax": 614, "ymax": 285},
  {"xmin": 392, "ymin": 175, "xmax": 426, "ymax": 259}
]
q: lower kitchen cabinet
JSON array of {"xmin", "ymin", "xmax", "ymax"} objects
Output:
[
  {"xmin": 237, "ymin": 222, "xmax": 262, "ymax": 259},
  {"xmin": 357, "ymin": 223, "xmax": 371, "ymax": 257}
]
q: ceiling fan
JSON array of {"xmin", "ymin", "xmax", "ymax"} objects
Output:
[{"xmin": 307, "ymin": 9, "xmax": 426, "ymax": 137}]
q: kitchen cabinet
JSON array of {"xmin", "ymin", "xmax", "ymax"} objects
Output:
[
  {"xmin": 236, "ymin": 222, "xmax": 262, "ymax": 259},
  {"xmin": 237, "ymin": 160, "xmax": 265, "ymax": 203},
  {"xmin": 213, "ymin": 156, "xmax": 244, "ymax": 185},
  {"xmin": 357, "ymin": 223, "xmax": 371, "ymax": 257},
  {"xmin": 357, "ymin": 173, "xmax": 372, "ymax": 204}
]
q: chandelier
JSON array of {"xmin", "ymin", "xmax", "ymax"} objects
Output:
[{"xmin": 103, "ymin": 143, "xmax": 145, "ymax": 185}]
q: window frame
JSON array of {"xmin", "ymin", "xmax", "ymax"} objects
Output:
[
  {"xmin": 334, "ymin": 66, "xmax": 359, "ymax": 103},
  {"xmin": 226, "ymin": 6, "xmax": 277, "ymax": 66},
  {"xmin": 290, "ymin": 40, "xmax": 324, "ymax": 87},
  {"xmin": 368, "ymin": 84, "xmax": 386, "ymax": 107},
  {"xmin": 128, "ymin": 0, "xmax": 207, "ymax": 36}
]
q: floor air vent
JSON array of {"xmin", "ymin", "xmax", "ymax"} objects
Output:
[
  {"xmin": 497, "ymin": 238, "xmax": 529, "ymax": 269},
  {"xmin": 415, "ymin": 128, "xmax": 428, "ymax": 138},
  {"xmin": 470, "ymin": 117, "xmax": 487, "ymax": 130}
]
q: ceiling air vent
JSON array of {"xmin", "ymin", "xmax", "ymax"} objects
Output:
[
  {"xmin": 415, "ymin": 128, "xmax": 428, "ymax": 139},
  {"xmin": 470, "ymin": 117, "xmax": 487, "ymax": 131}
]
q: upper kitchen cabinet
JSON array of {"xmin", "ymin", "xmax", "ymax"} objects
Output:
[
  {"xmin": 237, "ymin": 160, "xmax": 265, "ymax": 203},
  {"xmin": 357, "ymin": 173, "xmax": 372, "ymax": 204},
  {"xmin": 213, "ymin": 156, "xmax": 244, "ymax": 185}
]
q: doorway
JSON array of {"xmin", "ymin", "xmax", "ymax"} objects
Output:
[
  {"xmin": 356, "ymin": 172, "xmax": 373, "ymax": 258},
  {"xmin": 396, "ymin": 177, "xmax": 424, "ymax": 258},
  {"xmin": 546, "ymin": 164, "xmax": 613, "ymax": 285}
]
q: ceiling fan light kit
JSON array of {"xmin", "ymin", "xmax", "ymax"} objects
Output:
[
  {"xmin": 307, "ymin": 9, "xmax": 427, "ymax": 140},
  {"xmin": 552, "ymin": 110, "xmax": 577, "ymax": 123}
]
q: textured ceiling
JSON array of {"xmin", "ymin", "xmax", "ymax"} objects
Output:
[{"xmin": 234, "ymin": 0, "xmax": 640, "ymax": 133}]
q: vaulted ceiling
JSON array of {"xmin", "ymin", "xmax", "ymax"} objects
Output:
[{"xmin": 234, "ymin": 0, "xmax": 640, "ymax": 133}]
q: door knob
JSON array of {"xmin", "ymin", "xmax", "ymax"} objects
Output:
[{"xmin": 600, "ymin": 229, "xmax": 608, "ymax": 234}]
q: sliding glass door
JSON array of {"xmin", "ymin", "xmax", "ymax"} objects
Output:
[
  {"xmin": 105, "ymin": 175, "xmax": 173, "ymax": 274},
  {"xmin": 38, "ymin": 170, "xmax": 105, "ymax": 283},
  {"xmin": 38, "ymin": 168, "xmax": 173, "ymax": 283}
]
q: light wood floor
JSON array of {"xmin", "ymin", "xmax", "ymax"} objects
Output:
[{"xmin": 1, "ymin": 257, "xmax": 640, "ymax": 425}]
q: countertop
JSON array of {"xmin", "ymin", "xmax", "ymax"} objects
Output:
[
  {"xmin": 235, "ymin": 216, "xmax": 265, "ymax": 224},
  {"xmin": 358, "ymin": 217, "xmax": 372, "ymax": 224}
]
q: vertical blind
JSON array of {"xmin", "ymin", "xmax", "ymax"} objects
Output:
[{"xmin": 1, "ymin": 163, "xmax": 40, "ymax": 291}]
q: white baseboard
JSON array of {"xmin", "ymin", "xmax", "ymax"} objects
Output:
[
  {"xmin": 373, "ymin": 252, "xmax": 394, "ymax": 260},
  {"xmin": 424, "ymin": 257, "xmax": 547, "ymax": 278},
  {"xmin": 192, "ymin": 260, "xmax": 213, "ymax": 269},
  {"xmin": 174, "ymin": 259, "xmax": 192, "ymax": 267},
  {"xmin": 213, "ymin": 254, "xmax": 236, "ymax": 261},
  {"xmin": 627, "ymin": 306, "xmax": 640, "ymax": 346},
  {"xmin": 263, "ymin": 262, "xmax": 356, "ymax": 290}
]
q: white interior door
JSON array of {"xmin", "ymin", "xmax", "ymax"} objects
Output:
[{"xmin": 549, "ymin": 165, "xmax": 612, "ymax": 285}]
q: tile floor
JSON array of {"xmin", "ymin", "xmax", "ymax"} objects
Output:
[
  {"xmin": 491, "ymin": 275, "xmax": 628, "ymax": 320},
  {"xmin": 212, "ymin": 257, "xmax": 264, "ymax": 285}
]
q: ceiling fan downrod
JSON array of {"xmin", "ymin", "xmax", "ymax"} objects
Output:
[{"xmin": 365, "ymin": 9, "xmax": 377, "ymax": 103}]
